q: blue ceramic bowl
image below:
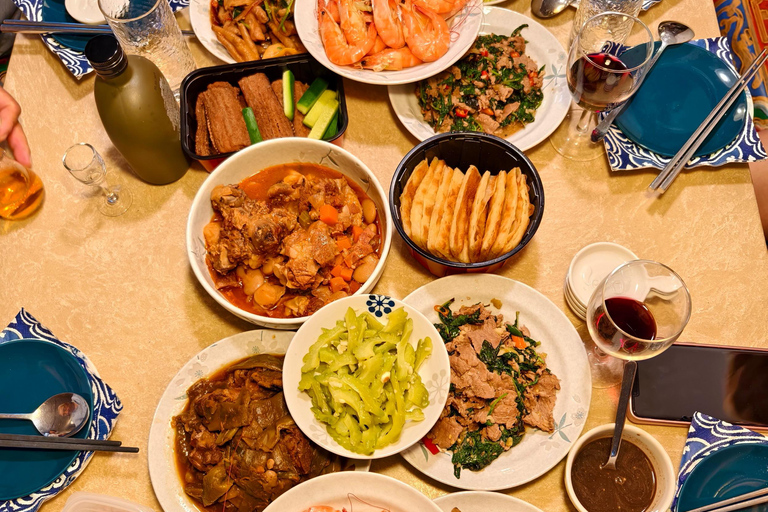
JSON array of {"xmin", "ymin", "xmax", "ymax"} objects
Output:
[
  {"xmin": 678, "ymin": 444, "xmax": 768, "ymax": 512},
  {"xmin": 616, "ymin": 42, "xmax": 748, "ymax": 158},
  {"xmin": 0, "ymin": 339, "xmax": 94, "ymax": 500}
]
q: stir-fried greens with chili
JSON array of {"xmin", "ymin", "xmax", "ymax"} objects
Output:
[
  {"xmin": 425, "ymin": 301, "xmax": 560, "ymax": 478},
  {"xmin": 416, "ymin": 27, "xmax": 545, "ymax": 137}
]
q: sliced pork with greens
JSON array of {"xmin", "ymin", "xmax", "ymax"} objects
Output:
[{"xmin": 426, "ymin": 301, "xmax": 560, "ymax": 478}]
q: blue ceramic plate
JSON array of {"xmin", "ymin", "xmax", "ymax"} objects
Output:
[
  {"xmin": 678, "ymin": 444, "xmax": 768, "ymax": 512},
  {"xmin": 0, "ymin": 339, "xmax": 94, "ymax": 500},
  {"xmin": 41, "ymin": 0, "xmax": 104, "ymax": 52},
  {"xmin": 615, "ymin": 42, "xmax": 748, "ymax": 158}
]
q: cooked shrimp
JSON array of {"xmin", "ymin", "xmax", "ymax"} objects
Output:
[
  {"xmin": 367, "ymin": 35, "xmax": 388, "ymax": 55},
  {"xmin": 372, "ymin": 0, "xmax": 405, "ymax": 48},
  {"xmin": 401, "ymin": 0, "xmax": 449, "ymax": 62},
  {"xmin": 412, "ymin": 0, "xmax": 469, "ymax": 16},
  {"xmin": 325, "ymin": 0, "xmax": 341, "ymax": 22},
  {"xmin": 339, "ymin": 0, "xmax": 370, "ymax": 44},
  {"xmin": 361, "ymin": 46, "xmax": 422, "ymax": 70},
  {"xmin": 318, "ymin": 0, "xmax": 377, "ymax": 65}
]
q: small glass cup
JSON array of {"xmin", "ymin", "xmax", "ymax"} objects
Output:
[
  {"xmin": 98, "ymin": 0, "xmax": 195, "ymax": 94},
  {"xmin": 585, "ymin": 259, "xmax": 691, "ymax": 387},
  {"xmin": 63, "ymin": 143, "xmax": 132, "ymax": 217},
  {"xmin": 569, "ymin": 0, "xmax": 643, "ymax": 45},
  {"xmin": 0, "ymin": 148, "xmax": 44, "ymax": 220}
]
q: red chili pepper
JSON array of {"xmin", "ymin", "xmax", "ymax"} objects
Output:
[
  {"xmin": 454, "ymin": 108, "xmax": 468, "ymax": 118},
  {"xmin": 480, "ymin": 49, "xmax": 489, "ymax": 57},
  {"xmin": 481, "ymin": 108, "xmax": 494, "ymax": 116},
  {"xmin": 511, "ymin": 50, "xmax": 520, "ymax": 58},
  {"xmin": 422, "ymin": 437, "xmax": 440, "ymax": 455},
  {"xmin": 481, "ymin": 70, "xmax": 489, "ymax": 79}
]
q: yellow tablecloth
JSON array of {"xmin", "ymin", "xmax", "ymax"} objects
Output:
[{"xmin": 1, "ymin": 1, "xmax": 767, "ymax": 510}]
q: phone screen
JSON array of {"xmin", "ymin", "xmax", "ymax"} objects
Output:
[{"xmin": 632, "ymin": 344, "xmax": 768, "ymax": 427}]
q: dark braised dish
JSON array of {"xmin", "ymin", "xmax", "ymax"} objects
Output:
[{"xmin": 173, "ymin": 354, "xmax": 349, "ymax": 512}]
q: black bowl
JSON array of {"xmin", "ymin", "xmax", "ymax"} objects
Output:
[{"xmin": 389, "ymin": 132, "xmax": 544, "ymax": 276}]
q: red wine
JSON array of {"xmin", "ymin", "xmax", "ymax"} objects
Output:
[
  {"xmin": 598, "ymin": 297, "xmax": 657, "ymax": 340},
  {"xmin": 567, "ymin": 52, "xmax": 634, "ymax": 111}
]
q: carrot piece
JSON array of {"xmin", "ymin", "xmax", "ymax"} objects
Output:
[
  {"xmin": 349, "ymin": 280, "xmax": 361, "ymax": 293},
  {"xmin": 331, "ymin": 265, "xmax": 344, "ymax": 278},
  {"xmin": 336, "ymin": 237, "xmax": 352, "ymax": 250},
  {"xmin": 512, "ymin": 335, "xmax": 526, "ymax": 350},
  {"xmin": 340, "ymin": 266, "xmax": 353, "ymax": 281},
  {"xmin": 330, "ymin": 276, "xmax": 348, "ymax": 293},
  {"xmin": 351, "ymin": 225, "xmax": 364, "ymax": 242},
  {"xmin": 319, "ymin": 204, "xmax": 338, "ymax": 225}
]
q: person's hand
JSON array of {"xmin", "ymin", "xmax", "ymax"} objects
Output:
[{"xmin": 0, "ymin": 86, "xmax": 31, "ymax": 168}]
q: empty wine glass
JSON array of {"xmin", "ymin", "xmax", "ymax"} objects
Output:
[
  {"xmin": 551, "ymin": 12, "xmax": 655, "ymax": 161},
  {"xmin": 586, "ymin": 259, "xmax": 691, "ymax": 387},
  {"xmin": 63, "ymin": 143, "xmax": 132, "ymax": 217}
]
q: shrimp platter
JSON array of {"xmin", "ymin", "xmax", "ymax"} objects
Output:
[{"xmin": 314, "ymin": 0, "xmax": 476, "ymax": 71}]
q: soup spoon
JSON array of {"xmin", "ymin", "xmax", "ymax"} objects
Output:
[
  {"xmin": 602, "ymin": 361, "xmax": 637, "ymax": 470},
  {"xmin": 531, "ymin": 0, "xmax": 573, "ymax": 18},
  {"xmin": 0, "ymin": 393, "xmax": 90, "ymax": 437},
  {"xmin": 591, "ymin": 21, "xmax": 695, "ymax": 142}
]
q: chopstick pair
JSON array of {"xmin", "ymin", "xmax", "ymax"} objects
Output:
[
  {"xmin": 0, "ymin": 433, "xmax": 139, "ymax": 453},
  {"xmin": 0, "ymin": 19, "xmax": 194, "ymax": 36},
  {"xmin": 649, "ymin": 48, "xmax": 768, "ymax": 193},
  {"xmin": 683, "ymin": 486, "xmax": 768, "ymax": 512}
]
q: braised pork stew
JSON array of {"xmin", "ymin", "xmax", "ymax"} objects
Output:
[
  {"xmin": 203, "ymin": 163, "xmax": 382, "ymax": 319},
  {"xmin": 173, "ymin": 354, "xmax": 348, "ymax": 512}
]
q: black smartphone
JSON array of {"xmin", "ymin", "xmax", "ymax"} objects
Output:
[{"xmin": 629, "ymin": 342, "xmax": 768, "ymax": 429}]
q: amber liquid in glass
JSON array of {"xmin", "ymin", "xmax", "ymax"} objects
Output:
[{"xmin": 0, "ymin": 162, "xmax": 44, "ymax": 220}]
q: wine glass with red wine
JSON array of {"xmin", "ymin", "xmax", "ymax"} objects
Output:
[
  {"xmin": 551, "ymin": 12, "xmax": 655, "ymax": 161},
  {"xmin": 586, "ymin": 260, "xmax": 691, "ymax": 387}
]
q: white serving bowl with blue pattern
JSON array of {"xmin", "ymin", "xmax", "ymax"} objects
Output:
[
  {"xmin": 282, "ymin": 293, "xmax": 451, "ymax": 459},
  {"xmin": 186, "ymin": 138, "xmax": 393, "ymax": 330}
]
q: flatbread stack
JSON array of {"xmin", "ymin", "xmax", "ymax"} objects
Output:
[{"xmin": 399, "ymin": 157, "xmax": 534, "ymax": 264}]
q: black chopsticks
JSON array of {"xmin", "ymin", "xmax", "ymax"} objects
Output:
[{"xmin": 0, "ymin": 433, "xmax": 139, "ymax": 453}]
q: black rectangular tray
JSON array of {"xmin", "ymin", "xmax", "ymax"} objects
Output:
[{"xmin": 180, "ymin": 54, "xmax": 348, "ymax": 161}]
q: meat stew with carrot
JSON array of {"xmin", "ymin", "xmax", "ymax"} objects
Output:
[{"xmin": 203, "ymin": 163, "xmax": 382, "ymax": 319}]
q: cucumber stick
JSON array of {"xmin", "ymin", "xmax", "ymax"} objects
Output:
[
  {"xmin": 308, "ymin": 100, "xmax": 339, "ymax": 140},
  {"xmin": 241, "ymin": 107, "xmax": 263, "ymax": 144},
  {"xmin": 283, "ymin": 69, "xmax": 295, "ymax": 121},
  {"xmin": 297, "ymin": 77, "xmax": 329, "ymax": 115},
  {"xmin": 323, "ymin": 111, "xmax": 338, "ymax": 139},
  {"xmin": 303, "ymin": 90, "xmax": 337, "ymax": 128}
]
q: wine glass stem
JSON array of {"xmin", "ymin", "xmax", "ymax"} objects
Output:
[{"xmin": 576, "ymin": 109, "xmax": 593, "ymax": 133}]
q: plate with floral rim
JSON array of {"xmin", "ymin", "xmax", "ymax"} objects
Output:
[
  {"xmin": 434, "ymin": 491, "xmax": 544, "ymax": 512},
  {"xmin": 400, "ymin": 274, "xmax": 591, "ymax": 490},
  {"xmin": 148, "ymin": 330, "xmax": 370, "ymax": 512}
]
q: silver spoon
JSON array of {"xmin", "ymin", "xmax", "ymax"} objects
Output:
[
  {"xmin": 0, "ymin": 393, "xmax": 90, "ymax": 437},
  {"xmin": 591, "ymin": 21, "xmax": 695, "ymax": 142},
  {"xmin": 531, "ymin": 0, "xmax": 574, "ymax": 18},
  {"xmin": 602, "ymin": 361, "xmax": 637, "ymax": 470}
]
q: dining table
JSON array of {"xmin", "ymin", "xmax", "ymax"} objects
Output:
[{"xmin": 1, "ymin": 0, "xmax": 767, "ymax": 509}]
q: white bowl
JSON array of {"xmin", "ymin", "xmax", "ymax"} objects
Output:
[
  {"xmin": 186, "ymin": 138, "xmax": 393, "ymax": 330},
  {"xmin": 282, "ymin": 294, "xmax": 450, "ymax": 459},
  {"xmin": 564, "ymin": 424, "xmax": 676, "ymax": 512},
  {"xmin": 262, "ymin": 472, "xmax": 444, "ymax": 512}
]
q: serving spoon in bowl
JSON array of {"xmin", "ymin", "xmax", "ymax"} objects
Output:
[
  {"xmin": 601, "ymin": 361, "xmax": 637, "ymax": 470},
  {"xmin": 531, "ymin": 0, "xmax": 574, "ymax": 18},
  {"xmin": 0, "ymin": 393, "xmax": 90, "ymax": 438}
]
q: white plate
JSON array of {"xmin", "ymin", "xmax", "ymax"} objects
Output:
[
  {"xmin": 294, "ymin": 0, "xmax": 484, "ymax": 85},
  {"xmin": 434, "ymin": 491, "xmax": 544, "ymax": 512},
  {"xmin": 148, "ymin": 330, "xmax": 370, "ymax": 512},
  {"xmin": 400, "ymin": 274, "xmax": 592, "ymax": 490},
  {"xmin": 283, "ymin": 294, "xmax": 451, "ymax": 459},
  {"xmin": 388, "ymin": 7, "xmax": 570, "ymax": 151},
  {"xmin": 263, "ymin": 471, "xmax": 444, "ymax": 512},
  {"xmin": 190, "ymin": 0, "xmax": 234, "ymax": 64}
]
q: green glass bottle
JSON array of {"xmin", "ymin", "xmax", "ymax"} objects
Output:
[{"xmin": 85, "ymin": 35, "xmax": 189, "ymax": 185}]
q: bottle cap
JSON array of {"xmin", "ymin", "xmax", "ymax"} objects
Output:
[{"xmin": 85, "ymin": 35, "xmax": 127, "ymax": 78}]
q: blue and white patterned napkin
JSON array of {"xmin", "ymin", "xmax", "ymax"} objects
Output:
[
  {"xmin": 671, "ymin": 412, "xmax": 768, "ymax": 511},
  {"xmin": 0, "ymin": 309, "xmax": 122, "ymax": 512},
  {"xmin": 603, "ymin": 37, "xmax": 767, "ymax": 171},
  {"xmin": 13, "ymin": 0, "xmax": 189, "ymax": 79}
]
